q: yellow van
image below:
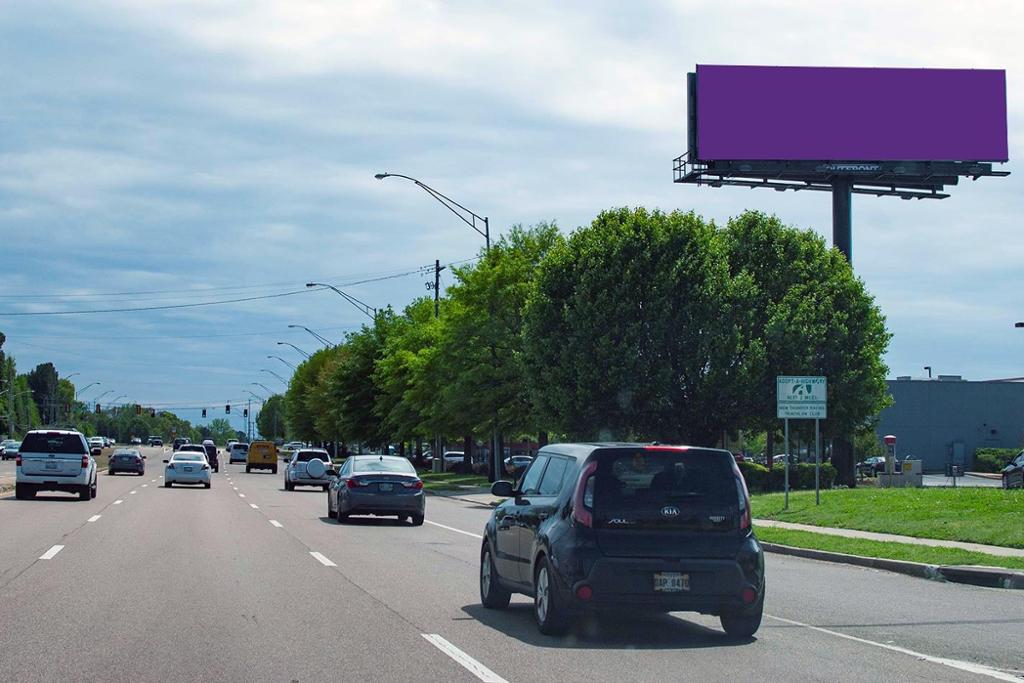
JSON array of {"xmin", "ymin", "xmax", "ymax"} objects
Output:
[{"xmin": 246, "ymin": 440, "xmax": 278, "ymax": 474}]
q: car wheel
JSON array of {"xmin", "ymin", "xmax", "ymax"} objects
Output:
[
  {"xmin": 720, "ymin": 591, "xmax": 764, "ymax": 639},
  {"xmin": 272, "ymin": 466, "xmax": 278, "ymax": 474},
  {"xmin": 91, "ymin": 479, "xmax": 97, "ymax": 498},
  {"xmin": 165, "ymin": 482, "xmax": 172, "ymax": 488},
  {"xmin": 480, "ymin": 542, "xmax": 512, "ymax": 609},
  {"xmin": 245, "ymin": 465, "xmax": 251, "ymax": 473},
  {"xmin": 1004, "ymin": 474, "xmax": 1010, "ymax": 490},
  {"xmin": 411, "ymin": 514, "xmax": 424, "ymax": 526},
  {"xmin": 204, "ymin": 482, "xmax": 211, "ymax": 489},
  {"xmin": 322, "ymin": 484, "xmax": 329, "ymax": 492},
  {"xmin": 15, "ymin": 483, "xmax": 33, "ymax": 500},
  {"xmin": 533, "ymin": 556, "xmax": 569, "ymax": 635},
  {"xmin": 79, "ymin": 484, "xmax": 91, "ymax": 501},
  {"xmin": 285, "ymin": 481, "xmax": 293, "ymax": 491}
]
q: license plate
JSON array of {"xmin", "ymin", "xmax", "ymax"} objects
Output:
[
  {"xmin": 654, "ymin": 572, "xmax": 689, "ymax": 592},
  {"xmin": 184, "ymin": 467, "xmax": 193, "ymax": 472},
  {"xmin": 378, "ymin": 483, "xmax": 393, "ymax": 492},
  {"xmin": 45, "ymin": 462, "xmax": 58, "ymax": 470}
]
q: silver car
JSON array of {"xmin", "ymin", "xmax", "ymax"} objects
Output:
[
  {"xmin": 327, "ymin": 455, "xmax": 425, "ymax": 525},
  {"xmin": 285, "ymin": 449, "xmax": 332, "ymax": 491}
]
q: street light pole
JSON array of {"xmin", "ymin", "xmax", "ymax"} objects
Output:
[
  {"xmin": 261, "ymin": 369, "xmax": 288, "ymax": 385},
  {"xmin": 305, "ymin": 283, "xmax": 377, "ymax": 321},
  {"xmin": 267, "ymin": 355, "xmax": 297, "ymax": 371},
  {"xmin": 75, "ymin": 382, "xmax": 101, "ymax": 400},
  {"xmin": 252, "ymin": 382, "xmax": 273, "ymax": 395},
  {"xmin": 276, "ymin": 342, "xmax": 311, "ymax": 359},
  {"xmin": 374, "ymin": 172, "xmax": 490, "ymax": 253},
  {"xmin": 288, "ymin": 324, "xmax": 333, "ymax": 348}
]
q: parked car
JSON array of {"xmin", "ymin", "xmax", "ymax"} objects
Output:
[
  {"xmin": 201, "ymin": 439, "xmax": 220, "ymax": 473},
  {"xmin": 771, "ymin": 453, "xmax": 799, "ymax": 467},
  {"xmin": 16, "ymin": 429, "xmax": 97, "ymax": 500},
  {"xmin": 285, "ymin": 448, "xmax": 332, "ymax": 490},
  {"xmin": 479, "ymin": 443, "xmax": 764, "ymax": 638},
  {"xmin": 504, "ymin": 455, "xmax": 533, "ymax": 477},
  {"xmin": 108, "ymin": 448, "xmax": 145, "ymax": 476},
  {"xmin": 857, "ymin": 456, "xmax": 886, "ymax": 476},
  {"xmin": 1001, "ymin": 451, "xmax": 1024, "ymax": 489},
  {"xmin": 326, "ymin": 455, "xmax": 425, "ymax": 524},
  {"xmin": 246, "ymin": 440, "xmax": 277, "ymax": 474},
  {"xmin": 163, "ymin": 451, "xmax": 211, "ymax": 488},
  {"xmin": 147, "ymin": 436, "xmax": 163, "ymax": 447},
  {"xmin": 228, "ymin": 442, "xmax": 248, "ymax": 464},
  {"xmin": 442, "ymin": 450, "xmax": 466, "ymax": 471}
]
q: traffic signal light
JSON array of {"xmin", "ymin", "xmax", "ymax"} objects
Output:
[
  {"xmin": 202, "ymin": 408, "xmax": 207, "ymax": 418},
  {"xmin": 243, "ymin": 408, "xmax": 248, "ymax": 418},
  {"xmin": 95, "ymin": 403, "xmax": 101, "ymax": 414},
  {"xmin": 225, "ymin": 404, "xmax": 231, "ymax": 414},
  {"xmin": 135, "ymin": 404, "xmax": 141, "ymax": 415}
]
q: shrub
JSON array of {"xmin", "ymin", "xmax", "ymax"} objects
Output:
[
  {"xmin": 742, "ymin": 461, "xmax": 835, "ymax": 493},
  {"xmin": 974, "ymin": 448, "xmax": 1019, "ymax": 473}
]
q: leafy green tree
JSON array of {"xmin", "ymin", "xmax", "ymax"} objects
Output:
[
  {"xmin": 722, "ymin": 211, "xmax": 891, "ymax": 485},
  {"xmin": 206, "ymin": 418, "xmax": 237, "ymax": 444},
  {"xmin": 319, "ymin": 317, "xmax": 392, "ymax": 447},
  {"xmin": 430, "ymin": 223, "xmax": 564, "ymax": 477},
  {"xmin": 256, "ymin": 395, "xmax": 286, "ymax": 440},
  {"xmin": 26, "ymin": 362, "xmax": 60, "ymax": 424},
  {"xmin": 285, "ymin": 348, "xmax": 334, "ymax": 442},
  {"xmin": 524, "ymin": 208, "xmax": 757, "ymax": 445}
]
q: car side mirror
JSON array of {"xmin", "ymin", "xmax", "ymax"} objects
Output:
[
  {"xmin": 325, "ymin": 468, "xmax": 338, "ymax": 477},
  {"xmin": 143, "ymin": 455, "xmax": 147, "ymax": 459},
  {"xmin": 491, "ymin": 480, "xmax": 515, "ymax": 497},
  {"xmin": 162, "ymin": 459, "xmax": 169, "ymax": 464}
]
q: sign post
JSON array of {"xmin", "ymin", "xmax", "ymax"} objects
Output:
[{"xmin": 777, "ymin": 376, "xmax": 828, "ymax": 508}]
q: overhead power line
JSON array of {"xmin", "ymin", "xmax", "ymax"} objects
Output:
[{"xmin": 0, "ymin": 288, "xmax": 314, "ymax": 317}]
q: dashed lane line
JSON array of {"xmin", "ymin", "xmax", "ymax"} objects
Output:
[
  {"xmin": 309, "ymin": 552, "xmax": 336, "ymax": 567},
  {"xmin": 39, "ymin": 545, "xmax": 64, "ymax": 560},
  {"xmin": 269, "ymin": 520, "xmax": 283, "ymax": 528},
  {"xmin": 130, "ymin": 490, "xmax": 137, "ymax": 495},
  {"xmin": 113, "ymin": 499, "xmax": 123, "ymax": 505},
  {"xmin": 425, "ymin": 520, "xmax": 483, "ymax": 540},
  {"xmin": 238, "ymin": 493, "xmax": 245, "ymax": 498},
  {"xmin": 249, "ymin": 503, "xmax": 259, "ymax": 509},
  {"xmin": 87, "ymin": 515, "xmax": 101, "ymax": 523},
  {"xmin": 765, "ymin": 615, "xmax": 1020, "ymax": 681},
  {"xmin": 421, "ymin": 634, "xmax": 508, "ymax": 683}
]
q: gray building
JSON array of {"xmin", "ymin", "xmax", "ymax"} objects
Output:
[{"xmin": 875, "ymin": 375, "xmax": 1024, "ymax": 472}]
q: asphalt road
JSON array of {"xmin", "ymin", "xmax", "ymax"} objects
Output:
[{"xmin": 1, "ymin": 446, "xmax": 1022, "ymax": 682}]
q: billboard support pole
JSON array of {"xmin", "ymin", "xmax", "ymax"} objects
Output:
[
  {"xmin": 783, "ymin": 418, "xmax": 790, "ymax": 510},
  {"xmin": 832, "ymin": 178, "xmax": 852, "ymax": 261}
]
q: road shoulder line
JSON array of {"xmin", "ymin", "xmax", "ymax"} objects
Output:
[{"xmin": 421, "ymin": 634, "xmax": 508, "ymax": 683}]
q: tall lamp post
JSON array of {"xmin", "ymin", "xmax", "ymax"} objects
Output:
[
  {"xmin": 288, "ymin": 324, "xmax": 333, "ymax": 348},
  {"xmin": 75, "ymin": 382, "xmax": 101, "ymax": 400},
  {"xmin": 305, "ymin": 282, "xmax": 377, "ymax": 320},
  {"xmin": 261, "ymin": 369, "xmax": 288, "ymax": 385},
  {"xmin": 277, "ymin": 341, "xmax": 311, "ymax": 359},
  {"xmin": 375, "ymin": 170, "xmax": 496, "ymax": 477},
  {"xmin": 267, "ymin": 355, "xmax": 297, "ymax": 371}
]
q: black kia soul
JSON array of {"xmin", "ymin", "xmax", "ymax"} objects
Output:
[{"xmin": 480, "ymin": 443, "xmax": 765, "ymax": 637}]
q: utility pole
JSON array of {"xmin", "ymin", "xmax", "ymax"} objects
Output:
[{"xmin": 431, "ymin": 258, "xmax": 447, "ymax": 472}]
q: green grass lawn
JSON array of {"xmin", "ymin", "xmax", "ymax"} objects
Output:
[
  {"xmin": 418, "ymin": 471, "xmax": 490, "ymax": 491},
  {"xmin": 755, "ymin": 526, "xmax": 1024, "ymax": 571},
  {"xmin": 752, "ymin": 487, "xmax": 1024, "ymax": 549}
]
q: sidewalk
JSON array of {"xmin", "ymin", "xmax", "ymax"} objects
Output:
[{"xmin": 754, "ymin": 519, "xmax": 1024, "ymax": 558}]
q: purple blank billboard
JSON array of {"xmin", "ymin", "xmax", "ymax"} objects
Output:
[{"xmin": 696, "ymin": 65, "xmax": 1008, "ymax": 162}]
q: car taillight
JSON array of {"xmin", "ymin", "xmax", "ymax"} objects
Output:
[
  {"xmin": 572, "ymin": 461, "xmax": 598, "ymax": 528},
  {"xmin": 201, "ymin": 464, "xmax": 210, "ymax": 470},
  {"xmin": 346, "ymin": 478, "xmax": 364, "ymax": 489},
  {"xmin": 15, "ymin": 455, "xmax": 22, "ymax": 467},
  {"xmin": 81, "ymin": 455, "xmax": 89, "ymax": 469},
  {"xmin": 402, "ymin": 480, "xmax": 424, "ymax": 490},
  {"xmin": 736, "ymin": 474, "xmax": 752, "ymax": 531}
]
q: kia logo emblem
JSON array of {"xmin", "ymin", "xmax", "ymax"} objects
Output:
[{"xmin": 661, "ymin": 506, "xmax": 680, "ymax": 517}]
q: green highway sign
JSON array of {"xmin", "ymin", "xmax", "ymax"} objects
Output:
[{"xmin": 777, "ymin": 376, "xmax": 827, "ymax": 419}]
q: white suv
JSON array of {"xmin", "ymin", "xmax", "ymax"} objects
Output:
[{"xmin": 16, "ymin": 429, "xmax": 97, "ymax": 500}]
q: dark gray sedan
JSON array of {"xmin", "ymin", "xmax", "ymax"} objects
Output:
[
  {"xmin": 108, "ymin": 448, "xmax": 145, "ymax": 476},
  {"xmin": 327, "ymin": 455, "xmax": 425, "ymax": 525}
]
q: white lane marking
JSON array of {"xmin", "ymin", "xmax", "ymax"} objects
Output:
[
  {"xmin": 421, "ymin": 634, "xmax": 507, "ymax": 683},
  {"xmin": 249, "ymin": 503, "xmax": 259, "ymax": 509},
  {"xmin": 130, "ymin": 490, "xmax": 137, "ymax": 495},
  {"xmin": 39, "ymin": 545, "xmax": 65, "ymax": 560},
  {"xmin": 766, "ymin": 615, "xmax": 1020, "ymax": 682},
  {"xmin": 425, "ymin": 520, "xmax": 483, "ymax": 539},
  {"xmin": 151, "ymin": 479, "xmax": 156, "ymax": 482},
  {"xmin": 87, "ymin": 514, "xmax": 101, "ymax": 523},
  {"xmin": 310, "ymin": 552, "xmax": 337, "ymax": 567},
  {"xmin": 232, "ymin": 487, "xmax": 238, "ymax": 491},
  {"xmin": 238, "ymin": 493, "xmax": 245, "ymax": 498},
  {"xmin": 269, "ymin": 520, "xmax": 283, "ymax": 528},
  {"xmin": 142, "ymin": 484, "xmax": 148, "ymax": 488},
  {"xmin": 113, "ymin": 499, "xmax": 123, "ymax": 505}
]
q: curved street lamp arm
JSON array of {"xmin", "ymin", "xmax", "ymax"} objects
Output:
[
  {"xmin": 376, "ymin": 173, "xmax": 489, "ymax": 244},
  {"xmin": 276, "ymin": 342, "xmax": 311, "ymax": 359},
  {"xmin": 305, "ymin": 283, "xmax": 376, "ymax": 321}
]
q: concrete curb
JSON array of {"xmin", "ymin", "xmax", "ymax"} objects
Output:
[{"xmin": 761, "ymin": 542, "xmax": 1024, "ymax": 589}]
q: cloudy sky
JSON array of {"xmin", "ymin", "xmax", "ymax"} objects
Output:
[{"xmin": 0, "ymin": 0, "xmax": 1020, "ymax": 429}]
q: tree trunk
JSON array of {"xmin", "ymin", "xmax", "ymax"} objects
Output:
[
  {"xmin": 766, "ymin": 430, "xmax": 774, "ymax": 463},
  {"xmin": 538, "ymin": 431, "xmax": 548, "ymax": 449},
  {"xmin": 832, "ymin": 435, "xmax": 856, "ymax": 487},
  {"xmin": 463, "ymin": 434, "xmax": 473, "ymax": 472}
]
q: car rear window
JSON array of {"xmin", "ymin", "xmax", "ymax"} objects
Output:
[
  {"xmin": 354, "ymin": 458, "xmax": 415, "ymax": 474},
  {"xmin": 592, "ymin": 448, "xmax": 739, "ymax": 523},
  {"xmin": 234, "ymin": 444, "xmax": 249, "ymax": 451},
  {"xmin": 173, "ymin": 454, "xmax": 203, "ymax": 461},
  {"xmin": 296, "ymin": 451, "xmax": 328, "ymax": 462},
  {"xmin": 21, "ymin": 433, "xmax": 87, "ymax": 454}
]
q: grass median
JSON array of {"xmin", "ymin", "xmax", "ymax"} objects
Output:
[
  {"xmin": 755, "ymin": 526, "xmax": 1024, "ymax": 571},
  {"xmin": 418, "ymin": 471, "xmax": 490, "ymax": 491},
  {"xmin": 752, "ymin": 487, "xmax": 1024, "ymax": 549}
]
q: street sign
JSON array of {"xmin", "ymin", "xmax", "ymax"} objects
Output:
[{"xmin": 777, "ymin": 376, "xmax": 827, "ymax": 419}]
